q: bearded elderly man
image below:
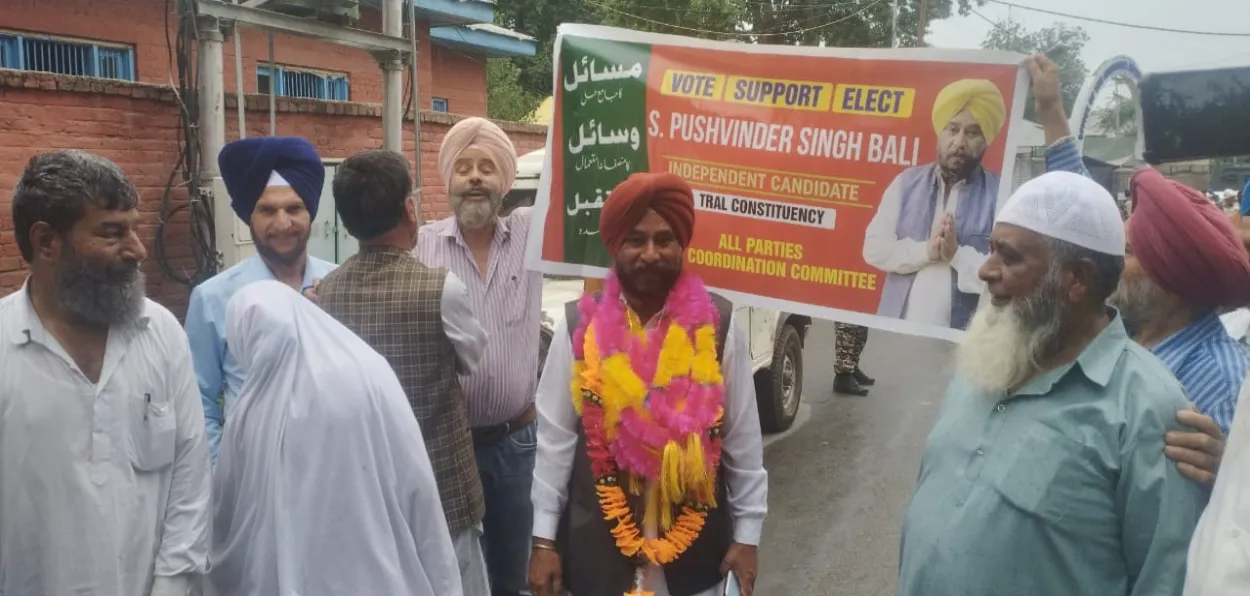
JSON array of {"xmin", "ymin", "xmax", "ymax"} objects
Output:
[
  {"xmin": 1109, "ymin": 169, "xmax": 1250, "ymax": 436},
  {"xmin": 530, "ymin": 173, "xmax": 768, "ymax": 596},
  {"xmin": 185, "ymin": 136, "xmax": 336, "ymax": 461},
  {"xmin": 898, "ymin": 172, "xmax": 1206, "ymax": 596},
  {"xmin": 416, "ymin": 117, "xmax": 543, "ymax": 596},
  {"xmin": 1, "ymin": 151, "xmax": 210, "ymax": 596}
]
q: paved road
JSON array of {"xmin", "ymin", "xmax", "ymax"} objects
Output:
[{"xmin": 755, "ymin": 321, "xmax": 958, "ymax": 596}]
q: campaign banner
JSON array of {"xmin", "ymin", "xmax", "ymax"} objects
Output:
[{"xmin": 524, "ymin": 24, "xmax": 1030, "ymax": 342}]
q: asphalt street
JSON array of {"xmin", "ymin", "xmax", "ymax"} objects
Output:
[{"xmin": 754, "ymin": 321, "xmax": 958, "ymax": 596}]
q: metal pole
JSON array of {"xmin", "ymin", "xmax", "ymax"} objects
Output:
[
  {"xmin": 409, "ymin": 0, "xmax": 422, "ymax": 207},
  {"xmin": 232, "ymin": 20, "xmax": 246, "ymax": 139},
  {"xmin": 196, "ymin": 16, "xmax": 226, "ymax": 180},
  {"xmin": 916, "ymin": 0, "xmax": 929, "ymax": 47},
  {"xmin": 380, "ymin": 0, "xmax": 404, "ymax": 152},
  {"xmin": 890, "ymin": 0, "xmax": 899, "ymax": 48},
  {"xmin": 268, "ymin": 31, "xmax": 276, "ymax": 135}
]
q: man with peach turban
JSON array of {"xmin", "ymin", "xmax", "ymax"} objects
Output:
[
  {"xmin": 530, "ymin": 172, "xmax": 768, "ymax": 596},
  {"xmin": 1109, "ymin": 168, "xmax": 1250, "ymax": 435},
  {"xmin": 415, "ymin": 116, "xmax": 539, "ymax": 596},
  {"xmin": 863, "ymin": 78, "xmax": 1008, "ymax": 333}
]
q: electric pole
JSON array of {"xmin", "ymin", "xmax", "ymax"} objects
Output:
[
  {"xmin": 916, "ymin": 0, "xmax": 929, "ymax": 47},
  {"xmin": 891, "ymin": 0, "xmax": 900, "ymax": 48}
]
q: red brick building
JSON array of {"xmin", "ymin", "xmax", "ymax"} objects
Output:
[{"xmin": 0, "ymin": 0, "xmax": 548, "ymax": 313}]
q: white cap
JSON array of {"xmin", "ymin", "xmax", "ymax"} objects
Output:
[
  {"xmin": 995, "ymin": 171, "xmax": 1125, "ymax": 256},
  {"xmin": 266, "ymin": 170, "xmax": 291, "ymax": 188}
]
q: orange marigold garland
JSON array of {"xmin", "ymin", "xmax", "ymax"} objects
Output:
[{"xmin": 569, "ymin": 272, "xmax": 727, "ymax": 596}]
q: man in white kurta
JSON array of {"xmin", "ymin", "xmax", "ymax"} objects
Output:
[
  {"xmin": 1185, "ymin": 374, "xmax": 1250, "ymax": 595},
  {"xmin": 208, "ymin": 281, "xmax": 462, "ymax": 596},
  {"xmin": 533, "ymin": 310, "xmax": 769, "ymax": 595},
  {"xmin": 0, "ymin": 149, "xmax": 211, "ymax": 596},
  {"xmin": 529, "ymin": 172, "xmax": 768, "ymax": 596}
]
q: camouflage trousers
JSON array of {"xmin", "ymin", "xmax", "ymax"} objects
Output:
[{"xmin": 834, "ymin": 323, "xmax": 869, "ymax": 374}]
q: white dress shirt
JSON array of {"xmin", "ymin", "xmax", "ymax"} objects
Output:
[
  {"xmin": 1185, "ymin": 373, "xmax": 1250, "ymax": 596},
  {"xmin": 441, "ymin": 271, "xmax": 488, "ymax": 375},
  {"xmin": 532, "ymin": 311, "xmax": 768, "ymax": 596},
  {"xmin": 0, "ymin": 283, "xmax": 211, "ymax": 596},
  {"xmin": 862, "ymin": 175, "xmax": 987, "ymax": 326}
]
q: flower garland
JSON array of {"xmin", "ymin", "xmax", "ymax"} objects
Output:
[{"xmin": 570, "ymin": 272, "xmax": 727, "ymax": 595}]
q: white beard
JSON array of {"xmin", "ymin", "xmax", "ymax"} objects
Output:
[{"xmin": 957, "ymin": 276, "xmax": 1065, "ymax": 395}]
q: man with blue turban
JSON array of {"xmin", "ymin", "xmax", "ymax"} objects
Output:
[{"xmin": 184, "ymin": 136, "xmax": 338, "ymax": 461}]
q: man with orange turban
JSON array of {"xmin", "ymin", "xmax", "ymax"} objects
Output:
[
  {"xmin": 415, "ymin": 116, "xmax": 538, "ymax": 596},
  {"xmin": 530, "ymin": 172, "xmax": 768, "ymax": 596},
  {"xmin": 1109, "ymin": 168, "xmax": 1250, "ymax": 435}
]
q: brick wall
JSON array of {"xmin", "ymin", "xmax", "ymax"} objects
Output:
[
  {"xmin": 0, "ymin": 70, "xmax": 547, "ymax": 315},
  {"xmin": 2, "ymin": 0, "xmax": 488, "ymax": 115}
]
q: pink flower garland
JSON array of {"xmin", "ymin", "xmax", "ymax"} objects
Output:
[{"xmin": 573, "ymin": 272, "xmax": 725, "ymax": 481}]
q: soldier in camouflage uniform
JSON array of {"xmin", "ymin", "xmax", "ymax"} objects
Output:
[{"xmin": 834, "ymin": 322, "xmax": 874, "ymax": 396}]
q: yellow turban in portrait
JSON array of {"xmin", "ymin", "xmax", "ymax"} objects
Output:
[{"xmin": 931, "ymin": 79, "xmax": 1007, "ymax": 145}]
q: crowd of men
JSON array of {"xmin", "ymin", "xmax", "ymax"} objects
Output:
[{"xmin": 0, "ymin": 52, "xmax": 1249, "ymax": 596}]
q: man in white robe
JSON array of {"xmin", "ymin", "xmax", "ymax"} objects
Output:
[
  {"xmin": 0, "ymin": 150, "xmax": 210, "ymax": 596},
  {"xmin": 207, "ymin": 280, "xmax": 462, "ymax": 596}
]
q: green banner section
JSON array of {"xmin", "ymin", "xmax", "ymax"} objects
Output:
[{"xmin": 558, "ymin": 36, "xmax": 652, "ymax": 268}]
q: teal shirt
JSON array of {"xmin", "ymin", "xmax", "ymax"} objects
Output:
[{"xmin": 899, "ymin": 313, "xmax": 1205, "ymax": 596}]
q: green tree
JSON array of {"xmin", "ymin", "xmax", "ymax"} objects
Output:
[
  {"xmin": 485, "ymin": 57, "xmax": 542, "ymax": 121},
  {"xmin": 748, "ymin": 0, "xmax": 986, "ymax": 47},
  {"xmin": 1090, "ymin": 78, "xmax": 1138, "ymax": 136},
  {"xmin": 493, "ymin": 0, "xmax": 604, "ymax": 98},
  {"xmin": 981, "ymin": 21, "xmax": 1089, "ymax": 120}
]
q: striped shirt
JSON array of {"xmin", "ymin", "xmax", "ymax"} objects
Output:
[
  {"xmin": 1152, "ymin": 311, "xmax": 1249, "ymax": 435},
  {"xmin": 415, "ymin": 207, "xmax": 544, "ymax": 427},
  {"xmin": 1045, "ymin": 136, "xmax": 1091, "ymax": 178}
]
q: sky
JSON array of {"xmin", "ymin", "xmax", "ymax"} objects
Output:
[{"xmin": 929, "ymin": 0, "xmax": 1250, "ymax": 73}]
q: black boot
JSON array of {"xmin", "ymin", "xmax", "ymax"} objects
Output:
[
  {"xmin": 853, "ymin": 367, "xmax": 875, "ymax": 387},
  {"xmin": 834, "ymin": 372, "xmax": 869, "ymax": 396}
]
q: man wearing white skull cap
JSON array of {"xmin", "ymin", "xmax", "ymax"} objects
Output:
[{"xmin": 897, "ymin": 172, "xmax": 1206, "ymax": 596}]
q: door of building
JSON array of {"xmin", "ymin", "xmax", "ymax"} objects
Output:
[{"xmin": 306, "ymin": 161, "xmax": 360, "ymax": 264}]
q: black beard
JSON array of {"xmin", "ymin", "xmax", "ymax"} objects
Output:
[
  {"xmin": 251, "ymin": 228, "xmax": 310, "ymax": 267},
  {"xmin": 614, "ymin": 261, "xmax": 680, "ymax": 304},
  {"xmin": 54, "ymin": 244, "xmax": 146, "ymax": 327}
]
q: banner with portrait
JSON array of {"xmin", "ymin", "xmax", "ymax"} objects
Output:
[{"xmin": 524, "ymin": 24, "xmax": 1030, "ymax": 342}]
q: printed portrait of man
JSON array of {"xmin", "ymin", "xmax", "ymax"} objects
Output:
[{"xmin": 862, "ymin": 78, "xmax": 1007, "ymax": 330}]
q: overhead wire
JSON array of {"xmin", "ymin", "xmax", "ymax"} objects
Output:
[
  {"xmin": 586, "ymin": 0, "xmax": 886, "ymax": 38},
  {"xmin": 985, "ymin": 0, "xmax": 1250, "ymax": 37}
]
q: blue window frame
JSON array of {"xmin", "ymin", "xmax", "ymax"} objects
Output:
[
  {"xmin": 432, "ymin": 97, "xmax": 449, "ymax": 113},
  {"xmin": 257, "ymin": 64, "xmax": 350, "ymax": 101},
  {"xmin": 0, "ymin": 31, "xmax": 135, "ymax": 81}
]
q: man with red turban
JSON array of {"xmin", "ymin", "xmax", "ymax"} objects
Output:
[
  {"xmin": 1109, "ymin": 168, "xmax": 1250, "ymax": 434},
  {"xmin": 530, "ymin": 172, "xmax": 768, "ymax": 596}
]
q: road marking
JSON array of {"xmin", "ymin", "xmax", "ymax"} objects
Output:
[{"xmin": 763, "ymin": 401, "xmax": 812, "ymax": 448}]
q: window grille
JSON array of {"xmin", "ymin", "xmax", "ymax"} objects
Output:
[
  {"xmin": 257, "ymin": 64, "xmax": 350, "ymax": 101},
  {"xmin": 0, "ymin": 31, "xmax": 135, "ymax": 81},
  {"xmin": 432, "ymin": 97, "xmax": 449, "ymax": 113}
]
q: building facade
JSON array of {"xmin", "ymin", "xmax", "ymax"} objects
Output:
[{"xmin": 0, "ymin": 0, "xmax": 548, "ymax": 313}]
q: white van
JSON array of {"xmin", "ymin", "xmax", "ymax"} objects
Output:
[{"xmin": 509, "ymin": 149, "xmax": 810, "ymax": 432}]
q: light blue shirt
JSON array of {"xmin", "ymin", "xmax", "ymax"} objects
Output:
[
  {"xmin": 184, "ymin": 254, "xmax": 337, "ymax": 460},
  {"xmin": 899, "ymin": 312, "xmax": 1206, "ymax": 596},
  {"xmin": 1152, "ymin": 312, "xmax": 1250, "ymax": 436}
]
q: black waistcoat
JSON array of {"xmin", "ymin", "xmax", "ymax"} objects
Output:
[{"xmin": 557, "ymin": 294, "xmax": 735, "ymax": 596}]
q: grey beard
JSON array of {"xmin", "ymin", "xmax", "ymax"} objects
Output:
[
  {"xmin": 1108, "ymin": 276, "xmax": 1168, "ymax": 334},
  {"xmin": 452, "ymin": 193, "xmax": 501, "ymax": 230},
  {"xmin": 54, "ymin": 249, "xmax": 146, "ymax": 327}
]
